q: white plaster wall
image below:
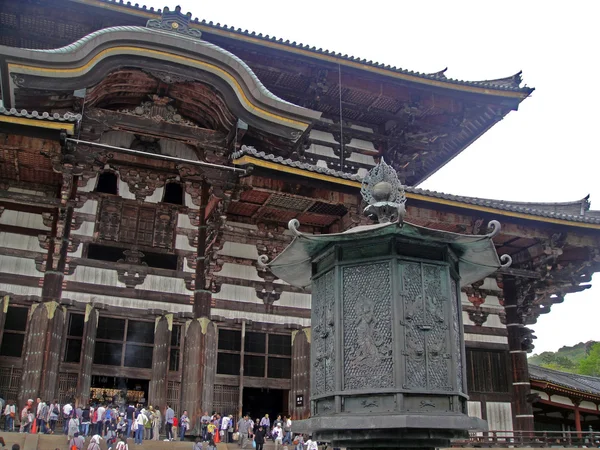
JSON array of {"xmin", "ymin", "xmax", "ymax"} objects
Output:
[
  {"xmin": 483, "ymin": 294, "xmax": 504, "ymax": 309},
  {"xmin": 75, "ymin": 199, "xmax": 98, "ymax": 215},
  {"xmin": 185, "ymin": 193, "xmax": 198, "ymax": 209},
  {"xmin": 218, "ymin": 263, "xmax": 262, "ymax": 282},
  {"xmin": 79, "ymin": 175, "xmax": 97, "ymax": 193},
  {"xmin": 485, "ymin": 313, "xmax": 504, "ymax": 328},
  {"xmin": 278, "ymin": 291, "xmax": 311, "ymax": 309},
  {"xmin": 0, "ymin": 233, "xmax": 43, "ymax": 252},
  {"xmin": 551, "ymin": 395, "xmax": 574, "ymax": 406},
  {"xmin": 71, "ymin": 221, "xmax": 95, "ymax": 238},
  {"xmin": 137, "ymin": 274, "xmax": 188, "ymax": 295},
  {"xmin": 213, "ymin": 284, "xmax": 261, "ymax": 304},
  {"xmin": 0, "ymin": 256, "xmax": 39, "ymax": 276},
  {"xmin": 464, "ymin": 334, "xmax": 508, "ymax": 345},
  {"xmin": 218, "ymin": 242, "xmax": 258, "ymax": 260},
  {"xmin": 486, "ymin": 402, "xmax": 513, "ymax": 433},
  {"xmin": 227, "ymin": 221, "xmax": 258, "ymax": 231},
  {"xmin": 532, "ymin": 390, "xmax": 550, "ymax": 401},
  {"xmin": 348, "ymin": 138, "xmax": 376, "ymax": 152},
  {"xmin": 183, "ymin": 257, "xmax": 195, "ymax": 273},
  {"xmin": 581, "ymin": 401, "xmax": 596, "ymax": 411},
  {"xmin": 306, "ymin": 144, "xmax": 337, "ymax": 159},
  {"xmin": 0, "ymin": 211, "xmax": 48, "ymax": 229},
  {"xmin": 145, "ymin": 187, "xmax": 164, "ymax": 204},
  {"xmin": 346, "ymin": 151, "xmax": 376, "ymax": 165},
  {"xmin": 462, "ymin": 311, "xmax": 474, "ymax": 326},
  {"xmin": 0, "ymin": 283, "xmax": 42, "ymax": 297},
  {"xmin": 175, "ymin": 235, "xmax": 196, "ymax": 251},
  {"xmin": 118, "ymin": 180, "xmax": 136, "ymax": 200},
  {"xmin": 211, "ymin": 308, "xmax": 310, "ymax": 327},
  {"xmin": 65, "ymin": 266, "xmax": 125, "ymax": 288},
  {"xmin": 309, "ymin": 130, "xmax": 336, "ymax": 144},
  {"xmin": 468, "ymin": 401, "xmax": 482, "ymax": 419},
  {"xmin": 177, "ymin": 213, "xmax": 196, "ymax": 230},
  {"xmin": 64, "ymin": 291, "xmax": 193, "ymax": 314}
]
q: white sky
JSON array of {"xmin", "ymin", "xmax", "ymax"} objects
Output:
[{"xmin": 142, "ymin": 0, "xmax": 600, "ymax": 353}]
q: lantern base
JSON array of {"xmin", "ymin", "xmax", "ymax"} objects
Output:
[{"xmin": 294, "ymin": 414, "xmax": 485, "ymax": 450}]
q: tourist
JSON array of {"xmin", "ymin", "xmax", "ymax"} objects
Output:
[
  {"xmin": 304, "ymin": 435, "xmax": 318, "ymax": 450},
  {"xmin": 179, "ymin": 410, "xmax": 190, "ymax": 441},
  {"xmin": 151, "ymin": 405, "xmax": 161, "ymax": 440},
  {"xmin": 236, "ymin": 414, "xmax": 253, "ymax": 449},
  {"xmin": 0, "ymin": 436, "xmax": 4, "ymax": 447},
  {"xmin": 68, "ymin": 431, "xmax": 85, "ymax": 450},
  {"xmin": 125, "ymin": 404, "xmax": 135, "ymax": 437},
  {"xmin": 105, "ymin": 424, "xmax": 117, "ymax": 449},
  {"xmin": 67, "ymin": 413, "xmax": 80, "ymax": 439},
  {"xmin": 193, "ymin": 436, "xmax": 203, "ymax": 450},
  {"xmin": 87, "ymin": 434, "xmax": 102, "ymax": 450},
  {"xmin": 294, "ymin": 433, "xmax": 304, "ymax": 450},
  {"xmin": 63, "ymin": 401, "xmax": 73, "ymax": 435},
  {"xmin": 80, "ymin": 405, "xmax": 91, "ymax": 437},
  {"xmin": 254, "ymin": 425, "xmax": 266, "ymax": 450},
  {"xmin": 11, "ymin": 444, "xmax": 20, "ymax": 450},
  {"xmin": 4, "ymin": 399, "xmax": 15, "ymax": 432},
  {"xmin": 259, "ymin": 414, "xmax": 270, "ymax": 430},
  {"xmin": 95, "ymin": 404, "xmax": 105, "ymax": 436},
  {"xmin": 104, "ymin": 404, "xmax": 113, "ymax": 436},
  {"xmin": 144, "ymin": 406, "xmax": 153, "ymax": 440},
  {"xmin": 201, "ymin": 411, "xmax": 211, "ymax": 441},
  {"xmin": 206, "ymin": 418, "xmax": 217, "ymax": 442},
  {"xmin": 164, "ymin": 404, "xmax": 174, "ymax": 441},
  {"xmin": 115, "ymin": 436, "xmax": 128, "ymax": 450},
  {"xmin": 75, "ymin": 404, "xmax": 83, "ymax": 434},
  {"xmin": 207, "ymin": 436, "xmax": 217, "ymax": 450},
  {"xmin": 133, "ymin": 405, "xmax": 145, "ymax": 445},
  {"xmin": 220, "ymin": 413, "xmax": 230, "ymax": 443},
  {"xmin": 19, "ymin": 399, "xmax": 32, "ymax": 433},
  {"xmin": 38, "ymin": 400, "xmax": 49, "ymax": 434},
  {"xmin": 282, "ymin": 416, "xmax": 293, "ymax": 445},
  {"xmin": 273, "ymin": 423, "xmax": 283, "ymax": 450},
  {"xmin": 48, "ymin": 399, "xmax": 59, "ymax": 434}
]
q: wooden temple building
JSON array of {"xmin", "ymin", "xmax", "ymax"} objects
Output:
[{"xmin": 0, "ymin": 0, "xmax": 599, "ymax": 435}]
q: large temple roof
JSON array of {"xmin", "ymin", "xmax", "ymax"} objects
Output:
[
  {"xmin": 64, "ymin": 1, "xmax": 533, "ymax": 97},
  {"xmin": 233, "ymin": 146, "xmax": 600, "ymax": 228},
  {"xmin": 530, "ymin": 365, "xmax": 600, "ymax": 398}
]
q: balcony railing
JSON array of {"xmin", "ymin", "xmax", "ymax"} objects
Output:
[{"xmin": 453, "ymin": 430, "xmax": 600, "ymax": 448}]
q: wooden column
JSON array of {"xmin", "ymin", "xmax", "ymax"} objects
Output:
[
  {"xmin": 75, "ymin": 305, "xmax": 98, "ymax": 407},
  {"xmin": 238, "ymin": 320, "xmax": 246, "ymax": 419},
  {"xmin": 503, "ymin": 276, "xmax": 534, "ymax": 432},
  {"xmin": 0, "ymin": 295, "xmax": 8, "ymax": 350},
  {"xmin": 574, "ymin": 400, "xmax": 582, "ymax": 436},
  {"xmin": 289, "ymin": 328, "xmax": 311, "ymax": 420},
  {"xmin": 180, "ymin": 317, "xmax": 217, "ymax": 433},
  {"xmin": 19, "ymin": 302, "xmax": 66, "ymax": 406},
  {"xmin": 193, "ymin": 182, "xmax": 212, "ymax": 318},
  {"xmin": 149, "ymin": 314, "xmax": 172, "ymax": 409}
]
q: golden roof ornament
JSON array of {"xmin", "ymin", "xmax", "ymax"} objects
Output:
[{"xmin": 361, "ymin": 158, "xmax": 407, "ymax": 224}]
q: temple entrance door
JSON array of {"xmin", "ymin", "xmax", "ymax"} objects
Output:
[
  {"xmin": 242, "ymin": 387, "xmax": 288, "ymax": 423},
  {"xmin": 90, "ymin": 375, "xmax": 149, "ymax": 406}
]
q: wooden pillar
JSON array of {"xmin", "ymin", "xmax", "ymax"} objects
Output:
[
  {"xmin": 238, "ymin": 320, "xmax": 246, "ymax": 419},
  {"xmin": 180, "ymin": 317, "xmax": 217, "ymax": 433},
  {"xmin": 149, "ymin": 314, "xmax": 172, "ymax": 409},
  {"xmin": 0, "ymin": 295, "xmax": 8, "ymax": 350},
  {"xmin": 75, "ymin": 305, "xmax": 98, "ymax": 407},
  {"xmin": 574, "ymin": 400, "xmax": 582, "ymax": 436},
  {"xmin": 503, "ymin": 276, "xmax": 534, "ymax": 432},
  {"xmin": 19, "ymin": 302, "xmax": 66, "ymax": 406},
  {"xmin": 193, "ymin": 182, "xmax": 212, "ymax": 318},
  {"xmin": 289, "ymin": 328, "xmax": 311, "ymax": 420}
]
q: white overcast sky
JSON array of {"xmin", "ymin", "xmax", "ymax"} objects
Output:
[{"xmin": 142, "ymin": 0, "xmax": 599, "ymax": 354}]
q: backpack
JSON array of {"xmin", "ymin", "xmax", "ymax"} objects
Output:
[{"xmin": 92, "ymin": 410, "xmax": 98, "ymax": 423}]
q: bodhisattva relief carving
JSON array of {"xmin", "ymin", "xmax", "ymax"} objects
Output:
[{"xmin": 312, "ymin": 270, "xmax": 335, "ymax": 397}]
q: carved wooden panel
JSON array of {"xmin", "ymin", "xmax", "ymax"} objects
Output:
[
  {"xmin": 342, "ymin": 263, "xmax": 393, "ymax": 390},
  {"xmin": 290, "ymin": 329, "xmax": 310, "ymax": 420},
  {"xmin": 153, "ymin": 207, "xmax": 176, "ymax": 250},
  {"xmin": 97, "ymin": 198, "xmax": 122, "ymax": 241},
  {"xmin": 120, "ymin": 206, "xmax": 139, "ymax": 244},
  {"xmin": 311, "ymin": 270, "xmax": 335, "ymax": 397},
  {"xmin": 58, "ymin": 372, "xmax": 78, "ymax": 405},
  {"xmin": 137, "ymin": 207, "xmax": 156, "ymax": 246}
]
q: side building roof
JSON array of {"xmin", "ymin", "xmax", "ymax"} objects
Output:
[{"xmin": 530, "ymin": 365, "xmax": 600, "ymax": 398}]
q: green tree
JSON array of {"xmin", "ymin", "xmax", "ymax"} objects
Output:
[{"xmin": 578, "ymin": 343, "xmax": 600, "ymax": 377}]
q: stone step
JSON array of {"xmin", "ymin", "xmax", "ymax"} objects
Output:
[{"xmin": 0, "ymin": 432, "xmax": 214, "ymax": 450}]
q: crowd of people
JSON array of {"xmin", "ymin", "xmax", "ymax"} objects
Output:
[{"xmin": 0, "ymin": 396, "xmax": 321, "ymax": 450}]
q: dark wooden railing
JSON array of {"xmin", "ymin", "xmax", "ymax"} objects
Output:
[{"xmin": 453, "ymin": 430, "xmax": 600, "ymax": 448}]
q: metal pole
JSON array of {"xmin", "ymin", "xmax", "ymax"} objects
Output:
[{"xmin": 65, "ymin": 138, "xmax": 247, "ymax": 174}]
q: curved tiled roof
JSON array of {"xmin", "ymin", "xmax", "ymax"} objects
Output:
[
  {"xmin": 530, "ymin": 365, "xmax": 600, "ymax": 397},
  {"xmin": 78, "ymin": 1, "xmax": 533, "ymax": 95},
  {"xmin": 233, "ymin": 146, "xmax": 600, "ymax": 225},
  {"xmin": 0, "ymin": 106, "xmax": 81, "ymax": 122}
]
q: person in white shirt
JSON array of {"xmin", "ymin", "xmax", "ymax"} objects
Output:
[
  {"xmin": 304, "ymin": 436, "xmax": 318, "ymax": 450},
  {"xmin": 95, "ymin": 405, "xmax": 106, "ymax": 436},
  {"xmin": 62, "ymin": 402, "xmax": 73, "ymax": 435},
  {"xmin": 273, "ymin": 424, "xmax": 283, "ymax": 450},
  {"xmin": 221, "ymin": 414, "xmax": 230, "ymax": 443},
  {"xmin": 3, "ymin": 400, "xmax": 15, "ymax": 432}
]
